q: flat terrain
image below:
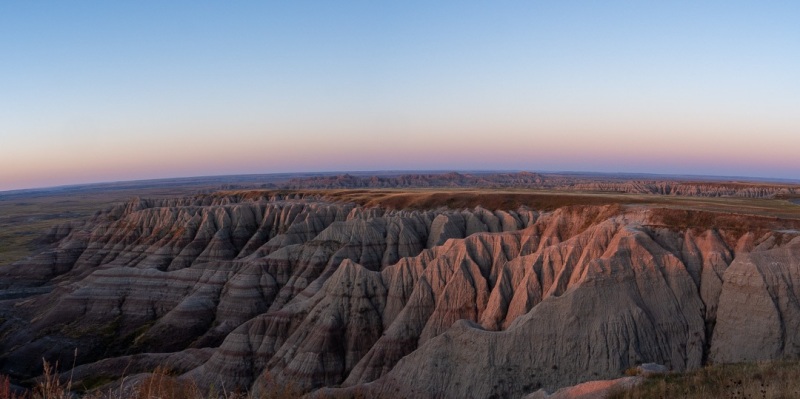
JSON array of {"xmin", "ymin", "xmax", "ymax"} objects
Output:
[
  {"xmin": 610, "ymin": 360, "xmax": 800, "ymax": 399},
  {"xmin": 0, "ymin": 195, "xmax": 116, "ymax": 266},
  {"xmin": 312, "ymin": 188, "xmax": 800, "ymax": 218},
  {"xmin": 0, "ymin": 183, "xmax": 243, "ymax": 266}
]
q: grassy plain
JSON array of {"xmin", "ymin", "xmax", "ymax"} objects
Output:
[
  {"xmin": 314, "ymin": 188, "xmax": 800, "ymax": 218},
  {"xmin": 0, "ymin": 195, "xmax": 114, "ymax": 266},
  {"xmin": 0, "ymin": 180, "xmax": 243, "ymax": 267}
]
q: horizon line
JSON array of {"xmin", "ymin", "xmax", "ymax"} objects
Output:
[{"xmin": 3, "ymin": 169, "xmax": 800, "ymax": 195}]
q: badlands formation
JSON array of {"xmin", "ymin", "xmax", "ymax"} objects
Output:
[
  {"xmin": 1, "ymin": 178, "xmax": 800, "ymax": 398},
  {"xmin": 282, "ymin": 171, "xmax": 800, "ymax": 198}
]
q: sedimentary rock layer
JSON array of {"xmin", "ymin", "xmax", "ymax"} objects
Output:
[{"xmin": 1, "ymin": 192, "xmax": 799, "ymax": 398}]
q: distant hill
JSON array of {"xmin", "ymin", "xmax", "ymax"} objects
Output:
[{"xmin": 282, "ymin": 171, "xmax": 800, "ymax": 198}]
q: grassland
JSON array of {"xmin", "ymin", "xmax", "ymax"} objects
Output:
[
  {"xmin": 0, "ymin": 195, "xmax": 113, "ymax": 266},
  {"xmin": 0, "ymin": 181, "xmax": 236, "ymax": 267},
  {"xmin": 8, "ymin": 358, "xmax": 800, "ymax": 399},
  {"xmin": 609, "ymin": 360, "xmax": 800, "ymax": 399}
]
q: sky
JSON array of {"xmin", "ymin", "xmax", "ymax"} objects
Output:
[{"xmin": 1, "ymin": 1, "xmax": 799, "ymax": 191}]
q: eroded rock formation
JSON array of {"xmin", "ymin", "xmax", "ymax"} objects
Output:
[{"xmin": 1, "ymin": 191, "xmax": 799, "ymax": 398}]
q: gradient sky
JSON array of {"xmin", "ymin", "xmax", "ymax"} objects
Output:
[{"xmin": 2, "ymin": 1, "xmax": 799, "ymax": 191}]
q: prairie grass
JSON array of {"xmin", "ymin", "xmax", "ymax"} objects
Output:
[
  {"xmin": 0, "ymin": 179, "xmax": 239, "ymax": 267},
  {"xmin": 0, "ymin": 361, "xmax": 303, "ymax": 399},
  {"xmin": 283, "ymin": 188, "xmax": 643, "ymax": 211},
  {"xmin": 6, "ymin": 358, "xmax": 800, "ymax": 398},
  {"xmin": 608, "ymin": 360, "xmax": 800, "ymax": 399},
  {"xmin": 0, "ymin": 196, "xmax": 120, "ymax": 266}
]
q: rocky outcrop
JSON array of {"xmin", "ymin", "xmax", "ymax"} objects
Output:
[
  {"xmin": 523, "ymin": 376, "xmax": 642, "ymax": 399},
  {"xmin": 344, "ymin": 220, "xmax": 708, "ymax": 398},
  {"xmin": 710, "ymin": 237, "xmax": 800, "ymax": 363},
  {"xmin": 1, "ymin": 192, "xmax": 800, "ymax": 398},
  {"xmin": 0, "ymin": 195, "xmax": 532, "ymax": 381}
]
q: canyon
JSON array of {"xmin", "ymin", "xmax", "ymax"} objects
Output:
[{"xmin": 1, "ymin": 173, "xmax": 800, "ymax": 398}]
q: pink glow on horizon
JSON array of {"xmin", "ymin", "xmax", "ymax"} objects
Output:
[
  {"xmin": 3, "ymin": 2, "xmax": 800, "ymax": 191},
  {"xmin": 3, "ymin": 101, "xmax": 799, "ymax": 191},
  {"xmin": 4, "ymin": 125, "xmax": 798, "ymax": 191}
]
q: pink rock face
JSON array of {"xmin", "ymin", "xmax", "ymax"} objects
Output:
[
  {"xmin": 522, "ymin": 376, "xmax": 643, "ymax": 399},
  {"xmin": 0, "ymin": 191, "xmax": 799, "ymax": 398}
]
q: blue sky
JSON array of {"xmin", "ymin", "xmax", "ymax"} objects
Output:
[{"xmin": 1, "ymin": 1, "xmax": 799, "ymax": 190}]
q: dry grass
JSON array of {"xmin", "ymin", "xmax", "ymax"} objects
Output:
[
  {"xmin": 8, "ymin": 359, "xmax": 800, "ymax": 399},
  {"xmin": 0, "ymin": 192, "xmax": 138, "ymax": 267},
  {"xmin": 221, "ymin": 188, "xmax": 648, "ymax": 211},
  {"xmin": 648, "ymin": 208, "xmax": 800, "ymax": 233},
  {"xmin": 126, "ymin": 366, "xmax": 201, "ymax": 399},
  {"xmin": 608, "ymin": 360, "xmax": 800, "ymax": 399},
  {"xmin": 0, "ymin": 361, "xmax": 305, "ymax": 399},
  {"xmin": 0, "ymin": 199, "xmax": 100, "ymax": 266},
  {"xmin": 332, "ymin": 190, "xmax": 637, "ymax": 211},
  {"xmin": 0, "ymin": 375, "xmax": 24, "ymax": 399},
  {"xmin": 34, "ymin": 359, "xmax": 74, "ymax": 399},
  {"xmin": 0, "ymin": 182, "xmax": 224, "ymax": 267},
  {"xmin": 251, "ymin": 371, "xmax": 302, "ymax": 399}
]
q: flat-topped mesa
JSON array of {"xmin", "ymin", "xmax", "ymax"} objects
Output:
[
  {"xmin": 1, "ymin": 191, "xmax": 800, "ymax": 398},
  {"xmin": 280, "ymin": 172, "xmax": 800, "ymax": 198}
]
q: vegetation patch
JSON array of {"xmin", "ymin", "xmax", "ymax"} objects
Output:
[{"xmin": 609, "ymin": 360, "xmax": 800, "ymax": 399}]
